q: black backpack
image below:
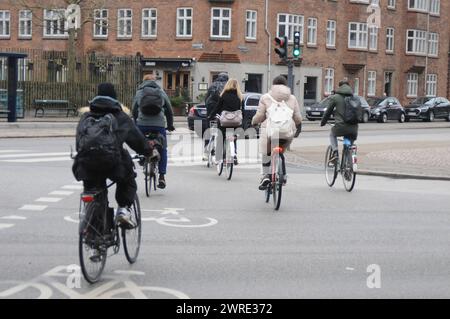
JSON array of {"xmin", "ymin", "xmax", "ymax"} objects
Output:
[
  {"xmin": 139, "ymin": 86, "xmax": 163, "ymax": 116},
  {"xmin": 343, "ymin": 95, "xmax": 362, "ymax": 125},
  {"xmin": 76, "ymin": 113, "xmax": 121, "ymax": 172}
]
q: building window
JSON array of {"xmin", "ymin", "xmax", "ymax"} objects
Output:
[
  {"xmin": 367, "ymin": 71, "xmax": 376, "ymax": 97},
  {"xmin": 354, "ymin": 78, "xmax": 360, "ymax": 96},
  {"xmin": 142, "ymin": 8, "xmax": 157, "ymax": 38},
  {"xmin": 43, "ymin": 9, "xmax": 67, "ymax": 37},
  {"xmin": 177, "ymin": 8, "xmax": 192, "ymax": 38},
  {"xmin": 17, "ymin": 58, "xmax": 30, "ymax": 81},
  {"xmin": 430, "ymin": 0, "xmax": 440, "ymax": 15},
  {"xmin": 277, "ymin": 13, "xmax": 304, "ymax": 43},
  {"xmin": 0, "ymin": 58, "xmax": 6, "ymax": 80},
  {"xmin": 93, "ymin": 9, "xmax": 108, "ymax": 38},
  {"xmin": 19, "ymin": 10, "xmax": 32, "ymax": 38},
  {"xmin": 368, "ymin": 27, "xmax": 378, "ymax": 51},
  {"xmin": 307, "ymin": 17, "xmax": 317, "ymax": 46},
  {"xmin": 324, "ymin": 68, "xmax": 334, "ymax": 95},
  {"xmin": 245, "ymin": 10, "xmax": 257, "ymax": 40},
  {"xmin": 0, "ymin": 10, "xmax": 10, "ymax": 38},
  {"xmin": 348, "ymin": 22, "xmax": 368, "ymax": 49},
  {"xmin": 426, "ymin": 74, "xmax": 437, "ymax": 97},
  {"xmin": 388, "ymin": 0, "xmax": 396, "ymax": 9},
  {"xmin": 326, "ymin": 20, "xmax": 336, "ymax": 48},
  {"xmin": 408, "ymin": 0, "xmax": 429, "ymax": 12},
  {"xmin": 118, "ymin": 9, "xmax": 132, "ymax": 38},
  {"xmin": 386, "ymin": 27, "xmax": 394, "ymax": 52},
  {"xmin": 406, "ymin": 29, "xmax": 427, "ymax": 55},
  {"xmin": 407, "ymin": 73, "xmax": 419, "ymax": 97},
  {"xmin": 428, "ymin": 32, "xmax": 439, "ymax": 57},
  {"xmin": 211, "ymin": 8, "xmax": 231, "ymax": 38}
]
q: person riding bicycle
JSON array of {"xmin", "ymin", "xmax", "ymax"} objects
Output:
[
  {"xmin": 252, "ymin": 75, "xmax": 302, "ymax": 190},
  {"xmin": 207, "ymin": 78, "xmax": 242, "ymax": 165},
  {"xmin": 320, "ymin": 80, "xmax": 358, "ymax": 161},
  {"xmin": 73, "ymin": 83, "xmax": 152, "ymax": 228},
  {"xmin": 132, "ymin": 72, "xmax": 175, "ymax": 189}
]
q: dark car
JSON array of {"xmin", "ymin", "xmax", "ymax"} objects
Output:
[
  {"xmin": 305, "ymin": 95, "xmax": 370, "ymax": 123},
  {"xmin": 187, "ymin": 92, "xmax": 262, "ymax": 137},
  {"xmin": 404, "ymin": 97, "xmax": 450, "ymax": 122},
  {"xmin": 367, "ymin": 96, "xmax": 406, "ymax": 123}
]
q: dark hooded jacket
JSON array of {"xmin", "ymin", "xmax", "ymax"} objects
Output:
[
  {"xmin": 321, "ymin": 84, "xmax": 358, "ymax": 140},
  {"xmin": 205, "ymin": 73, "xmax": 229, "ymax": 118},
  {"xmin": 208, "ymin": 89, "xmax": 242, "ymax": 121},
  {"xmin": 73, "ymin": 96, "xmax": 151, "ymax": 181}
]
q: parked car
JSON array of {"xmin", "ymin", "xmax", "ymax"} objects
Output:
[
  {"xmin": 305, "ymin": 95, "xmax": 370, "ymax": 123},
  {"xmin": 187, "ymin": 92, "xmax": 262, "ymax": 137},
  {"xmin": 404, "ymin": 97, "xmax": 450, "ymax": 122},
  {"xmin": 367, "ymin": 96, "xmax": 406, "ymax": 123}
]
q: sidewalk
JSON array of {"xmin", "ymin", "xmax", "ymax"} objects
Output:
[{"xmin": 287, "ymin": 140, "xmax": 450, "ymax": 180}]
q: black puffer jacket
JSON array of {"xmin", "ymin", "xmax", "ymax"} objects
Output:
[
  {"xmin": 73, "ymin": 96, "xmax": 151, "ymax": 181},
  {"xmin": 209, "ymin": 89, "xmax": 242, "ymax": 120},
  {"xmin": 205, "ymin": 73, "xmax": 229, "ymax": 118}
]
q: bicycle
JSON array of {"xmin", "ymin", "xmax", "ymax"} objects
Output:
[
  {"xmin": 217, "ymin": 130, "xmax": 236, "ymax": 181},
  {"xmin": 205, "ymin": 120, "xmax": 218, "ymax": 170},
  {"xmin": 141, "ymin": 132, "xmax": 162, "ymax": 197},
  {"xmin": 264, "ymin": 141, "xmax": 287, "ymax": 211},
  {"xmin": 78, "ymin": 174, "xmax": 142, "ymax": 284},
  {"xmin": 324, "ymin": 136, "xmax": 357, "ymax": 192}
]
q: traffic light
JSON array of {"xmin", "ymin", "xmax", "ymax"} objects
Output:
[
  {"xmin": 274, "ymin": 36, "xmax": 288, "ymax": 60},
  {"xmin": 293, "ymin": 31, "xmax": 301, "ymax": 59}
]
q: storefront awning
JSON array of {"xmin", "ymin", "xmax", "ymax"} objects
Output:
[{"xmin": 141, "ymin": 57, "xmax": 193, "ymax": 69}]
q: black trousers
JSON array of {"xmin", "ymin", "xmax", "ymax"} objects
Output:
[{"xmin": 83, "ymin": 176, "xmax": 137, "ymax": 208}]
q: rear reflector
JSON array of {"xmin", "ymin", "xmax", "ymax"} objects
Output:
[{"xmin": 81, "ymin": 195, "xmax": 95, "ymax": 203}]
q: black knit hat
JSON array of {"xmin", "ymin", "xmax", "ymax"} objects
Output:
[{"xmin": 98, "ymin": 82, "xmax": 117, "ymax": 99}]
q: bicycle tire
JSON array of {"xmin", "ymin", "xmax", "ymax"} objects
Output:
[
  {"xmin": 152, "ymin": 162, "xmax": 158, "ymax": 191},
  {"xmin": 145, "ymin": 160, "xmax": 151, "ymax": 197},
  {"xmin": 265, "ymin": 184, "xmax": 271, "ymax": 203},
  {"xmin": 226, "ymin": 162, "xmax": 233, "ymax": 180},
  {"xmin": 217, "ymin": 159, "xmax": 224, "ymax": 176},
  {"xmin": 122, "ymin": 195, "xmax": 142, "ymax": 264},
  {"xmin": 342, "ymin": 148, "xmax": 356, "ymax": 192},
  {"xmin": 325, "ymin": 146, "xmax": 338, "ymax": 187},
  {"xmin": 79, "ymin": 202, "xmax": 107, "ymax": 284},
  {"xmin": 273, "ymin": 154, "xmax": 283, "ymax": 211}
]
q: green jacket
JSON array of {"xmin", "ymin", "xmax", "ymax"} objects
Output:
[{"xmin": 321, "ymin": 84, "xmax": 358, "ymax": 139}]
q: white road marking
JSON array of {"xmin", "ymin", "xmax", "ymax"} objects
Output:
[
  {"xmin": 0, "ymin": 150, "xmax": 26, "ymax": 154},
  {"xmin": 61, "ymin": 185, "xmax": 83, "ymax": 190},
  {"xmin": 36, "ymin": 197, "xmax": 63, "ymax": 203},
  {"xmin": 49, "ymin": 190, "xmax": 74, "ymax": 196},
  {"xmin": 3, "ymin": 157, "xmax": 71, "ymax": 163},
  {"xmin": 19, "ymin": 205, "xmax": 48, "ymax": 211},
  {"xmin": 0, "ymin": 152, "xmax": 69, "ymax": 158},
  {"xmin": 1, "ymin": 216, "xmax": 27, "ymax": 220},
  {"xmin": 0, "ymin": 224, "xmax": 15, "ymax": 230},
  {"xmin": 346, "ymin": 267, "xmax": 355, "ymax": 271}
]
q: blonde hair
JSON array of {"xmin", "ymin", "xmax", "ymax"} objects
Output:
[
  {"xmin": 221, "ymin": 78, "xmax": 243, "ymax": 101},
  {"xmin": 143, "ymin": 73, "xmax": 155, "ymax": 81}
]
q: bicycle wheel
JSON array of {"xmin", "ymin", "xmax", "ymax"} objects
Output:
[
  {"xmin": 225, "ymin": 141, "xmax": 233, "ymax": 180},
  {"xmin": 207, "ymin": 137, "xmax": 214, "ymax": 168},
  {"xmin": 272, "ymin": 154, "xmax": 283, "ymax": 211},
  {"xmin": 152, "ymin": 162, "xmax": 158, "ymax": 191},
  {"xmin": 79, "ymin": 202, "xmax": 107, "ymax": 284},
  {"xmin": 122, "ymin": 195, "xmax": 142, "ymax": 264},
  {"xmin": 342, "ymin": 148, "xmax": 356, "ymax": 192},
  {"xmin": 265, "ymin": 184, "xmax": 271, "ymax": 203},
  {"xmin": 144, "ymin": 160, "xmax": 151, "ymax": 197},
  {"xmin": 325, "ymin": 146, "xmax": 338, "ymax": 187}
]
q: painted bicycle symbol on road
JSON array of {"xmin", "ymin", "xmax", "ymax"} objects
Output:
[{"xmin": 0, "ymin": 265, "xmax": 189, "ymax": 299}]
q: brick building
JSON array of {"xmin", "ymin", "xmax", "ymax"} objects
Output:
[{"xmin": 0, "ymin": 0, "xmax": 449, "ymax": 106}]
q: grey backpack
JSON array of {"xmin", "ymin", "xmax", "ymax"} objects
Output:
[{"xmin": 139, "ymin": 86, "xmax": 163, "ymax": 116}]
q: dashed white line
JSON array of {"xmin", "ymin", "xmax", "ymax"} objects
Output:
[
  {"xmin": 346, "ymin": 267, "xmax": 355, "ymax": 271},
  {"xmin": 0, "ymin": 152, "xmax": 69, "ymax": 159},
  {"xmin": 19, "ymin": 205, "xmax": 48, "ymax": 211},
  {"xmin": 36, "ymin": 197, "xmax": 63, "ymax": 203},
  {"xmin": 1, "ymin": 216, "xmax": 27, "ymax": 220},
  {"xmin": 0, "ymin": 223, "xmax": 15, "ymax": 230},
  {"xmin": 3, "ymin": 157, "xmax": 71, "ymax": 163},
  {"xmin": 61, "ymin": 185, "xmax": 83, "ymax": 190},
  {"xmin": 49, "ymin": 190, "xmax": 74, "ymax": 196}
]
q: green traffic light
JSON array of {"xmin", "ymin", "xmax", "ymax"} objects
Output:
[{"xmin": 293, "ymin": 49, "xmax": 300, "ymax": 57}]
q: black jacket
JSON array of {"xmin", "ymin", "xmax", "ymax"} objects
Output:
[
  {"xmin": 205, "ymin": 73, "xmax": 229, "ymax": 118},
  {"xmin": 73, "ymin": 96, "xmax": 151, "ymax": 181},
  {"xmin": 209, "ymin": 89, "xmax": 242, "ymax": 120}
]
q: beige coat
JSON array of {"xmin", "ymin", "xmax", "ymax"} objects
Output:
[{"xmin": 251, "ymin": 85, "xmax": 302, "ymax": 154}]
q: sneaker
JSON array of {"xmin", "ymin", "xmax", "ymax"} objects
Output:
[
  {"xmin": 202, "ymin": 153, "xmax": 208, "ymax": 161},
  {"xmin": 258, "ymin": 174, "xmax": 272, "ymax": 190},
  {"xmin": 157, "ymin": 174, "xmax": 166, "ymax": 189},
  {"xmin": 233, "ymin": 156, "xmax": 239, "ymax": 165},
  {"xmin": 116, "ymin": 207, "xmax": 135, "ymax": 229}
]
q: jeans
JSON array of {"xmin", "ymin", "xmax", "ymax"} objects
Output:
[
  {"xmin": 83, "ymin": 177, "xmax": 137, "ymax": 208},
  {"xmin": 138, "ymin": 125, "xmax": 168, "ymax": 175},
  {"xmin": 330, "ymin": 131, "xmax": 338, "ymax": 152}
]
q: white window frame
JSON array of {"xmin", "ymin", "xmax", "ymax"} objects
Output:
[
  {"xmin": 117, "ymin": 9, "xmax": 132, "ymax": 39},
  {"xmin": 368, "ymin": 26, "xmax": 378, "ymax": 51},
  {"xmin": 307, "ymin": 17, "xmax": 317, "ymax": 46},
  {"xmin": 142, "ymin": 8, "xmax": 157, "ymax": 38},
  {"xmin": 43, "ymin": 9, "xmax": 67, "ymax": 38},
  {"xmin": 367, "ymin": 71, "xmax": 376, "ymax": 97},
  {"xmin": 324, "ymin": 68, "xmax": 334, "ymax": 95},
  {"xmin": 176, "ymin": 7, "xmax": 192, "ymax": 38},
  {"xmin": 210, "ymin": 7, "xmax": 231, "ymax": 39},
  {"xmin": 388, "ymin": 0, "xmax": 396, "ymax": 9},
  {"xmin": 93, "ymin": 9, "xmax": 108, "ymax": 38},
  {"xmin": 408, "ymin": 0, "xmax": 429, "ymax": 12},
  {"xmin": 0, "ymin": 58, "xmax": 7, "ymax": 80},
  {"xmin": 407, "ymin": 73, "xmax": 419, "ymax": 97},
  {"xmin": 326, "ymin": 20, "xmax": 336, "ymax": 48},
  {"xmin": 426, "ymin": 74, "xmax": 437, "ymax": 97},
  {"xmin": 349, "ymin": 0, "xmax": 370, "ymax": 3},
  {"xmin": 0, "ymin": 10, "xmax": 10, "ymax": 38},
  {"xmin": 19, "ymin": 10, "xmax": 32, "ymax": 39},
  {"xmin": 406, "ymin": 29, "xmax": 427, "ymax": 55},
  {"xmin": 386, "ymin": 27, "xmax": 394, "ymax": 52},
  {"xmin": 348, "ymin": 22, "xmax": 368, "ymax": 49},
  {"xmin": 245, "ymin": 10, "xmax": 257, "ymax": 40},
  {"xmin": 428, "ymin": 32, "xmax": 439, "ymax": 57},
  {"xmin": 354, "ymin": 78, "xmax": 360, "ymax": 96},
  {"xmin": 277, "ymin": 13, "xmax": 304, "ymax": 43},
  {"xmin": 430, "ymin": 0, "xmax": 440, "ymax": 15}
]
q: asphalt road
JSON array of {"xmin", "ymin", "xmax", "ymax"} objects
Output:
[{"xmin": 0, "ymin": 125, "xmax": 449, "ymax": 299}]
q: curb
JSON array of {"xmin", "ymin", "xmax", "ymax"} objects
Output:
[{"xmin": 356, "ymin": 169, "xmax": 450, "ymax": 181}]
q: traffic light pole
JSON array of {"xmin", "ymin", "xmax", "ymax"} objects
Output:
[{"xmin": 286, "ymin": 58, "xmax": 294, "ymax": 94}]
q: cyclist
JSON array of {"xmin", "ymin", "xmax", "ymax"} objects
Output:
[
  {"xmin": 320, "ymin": 80, "xmax": 358, "ymax": 161},
  {"xmin": 207, "ymin": 78, "xmax": 243, "ymax": 165},
  {"xmin": 132, "ymin": 72, "xmax": 175, "ymax": 189},
  {"xmin": 73, "ymin": 82, "xmax": 152, "ymax": 228},
  {"xmin": 252, "ymin": 75, "xmax": 302, "ymax": 190}
]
